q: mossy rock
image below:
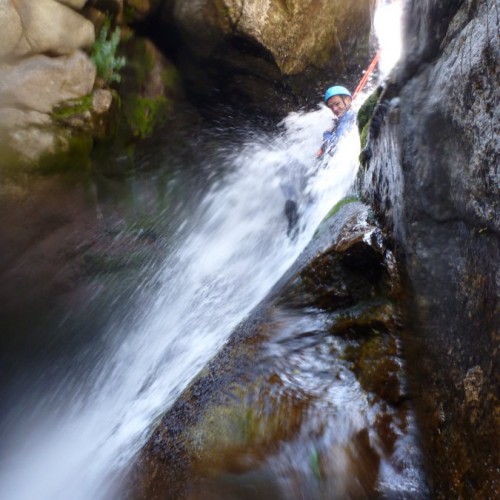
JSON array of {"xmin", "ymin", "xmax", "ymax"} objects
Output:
[
  {"xmin": 324, "ymin": 195, "xmax": 360, "ymax": 221},
  {"xmin": 52, "ymin": 95, "xmax": 94, "ymax": 122},
  {"xmin": 105, "ymin": 36, "xmax": 184, "ymax": 146},
  {"xmin": 0, "ymin": 124, "xmax": 93, "ymax": 175},
  {"xmin": 37, "ymin": 132, "xmax": 94, "ymax": 175},
  {"xmin": 122, "ymin": 95, "xmax": 171, "ymax": 139},
  {"xmin": 357, "ymin": 88, "xmax": 382, "ymax": 149}
]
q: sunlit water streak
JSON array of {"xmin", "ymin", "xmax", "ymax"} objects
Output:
[
  {"xmin": 374, "ymin": 0, "xmax": 403, "ymax": 78},
  {"xmin": 0, "ymin": 1, "xmax": 404, "ymax": 497}
]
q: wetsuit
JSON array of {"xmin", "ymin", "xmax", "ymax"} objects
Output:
[{"xmin": 320, "ymin": 108, "xmax": 356, "ymax": 157}]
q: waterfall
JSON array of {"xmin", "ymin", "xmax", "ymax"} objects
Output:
[
  {"xmin": 0, "ymin": 1, "xmax": 404, "ymax": 497},
  {"xmin": 0, "ymin": 107, "xmax": 361, "ymax": 500}
]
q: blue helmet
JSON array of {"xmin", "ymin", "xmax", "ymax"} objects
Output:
[{"xmin": 324, "ymin": 85, "xmax": 351, "ymax": 103}]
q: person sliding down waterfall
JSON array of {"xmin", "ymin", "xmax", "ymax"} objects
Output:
[
  {"xmin": 316, "ymin": 85, "xmax": 355, "ymax": 159},
  {"xmin": 282, "ymin": 85, "xmax": 355, "ymax": 238}
]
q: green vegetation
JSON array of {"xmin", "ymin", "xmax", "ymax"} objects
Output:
[
  {"xmin": 36, "ymin": 132, "xmax": 93, "ymax": 175},
  {"xmin": 123, "ymin": 95, "xmax": 170, "ymax": 139},
  {"xmin": 357, "ymin": 88, "xmax": 381, "ymax": 149},
  {"xmin": 310, "ymin": 447, "xmax": 322, "ymax": 481},
  {"xmin": 325, "ymin": 195, "xmax": 360, "ymax": 220},
  {"xmin": 52, "ymin": 95, "xmax": 93, "ymax": 121},
  {"xmin": 123, "ymin": 4, "xmax": 137, "ymax": 24},
  {"xmin": 91, "ymin": 20, "xmax": 126, "ymax": 85},
  {"xmin": 312, "ymin": 195, "xmax": 360, "ymax": 239},
  {"xmin": 162, "ymin": 66, "xmax": 182, "ymax": 91}
]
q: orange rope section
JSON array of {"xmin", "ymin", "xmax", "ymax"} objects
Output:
[{"xmin": 352, "ymin": 49, "xmax": 381, "ymax": 99}]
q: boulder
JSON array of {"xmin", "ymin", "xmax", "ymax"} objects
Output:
[
  {"xmin": 0, "ymin": 0, "xmax": 99, "ymax": 168},
  {"xmin": 0, "ymin": 50, "xmax": 96, "ymax": 166},
  {"xmin": 56, "ymin": 0, "xmax": 88, "ymax": 9},
  {"xmin": 0, "ymin": 51, "xmax": 96, "ymax": 114},
  {"xmin": 0, "ymin": 0, "xmax": 23, "ymax": 58},
  {"xmin": 11, "ymin": 0, "xmax": 95, "ymax": 57},
  {"xmin": 0, "ymin": 108, "xmax": 51, "ymax": 129},
  {"xmin": 7, "ymin": 127, "xmax": 62, "ymax": 164}
]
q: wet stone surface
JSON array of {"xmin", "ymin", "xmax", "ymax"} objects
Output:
[{"xmin": 128, "ymin": 202, "xmax": 429, "ymax": 499}]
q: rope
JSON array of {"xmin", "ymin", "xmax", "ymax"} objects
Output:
[{"xmin": 352, "ymin": 49, "xmax": 381, "ymax": 99}]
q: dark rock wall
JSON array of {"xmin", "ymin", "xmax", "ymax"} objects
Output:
[{"xmin": 363, "ymin": 0, "xmax": 499, "ymax": 497}]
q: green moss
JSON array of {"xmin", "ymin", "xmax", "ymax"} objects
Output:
[
  {"xmin": 357, "ymin": 89, "xmax": 381, "ymax": 133},
  {"xmin": 357, "ymin": 88, "xmax": 381, "ymax": 149},
  {"xmin": 359, "ymin": 122, "xmax": 369, "ymax": 150},
  {"xmin": 52, "ymin": 95, "xmax": 93, "ymax": 121},
  {"xmin": 310, "ymin": 447, "xmax": 322, "ymax": 480},
  {"xmin": 312, "ymin": 196, "xmax": 360, "ymax": 240},
  {"xmin": 162, "ymin": 66, "xmax": 181, "ymax": 92},
  {"xmin": 35, "ymin": 132, "xmax": 93, "ymax": 175},
  {"xmin": 123, "ymin": 95, "xmax": 170, "ymax": 139},
  {"xmin": 325, "ymin": 195, "xmax": 360, "ymax": 220},
  {"xmin": 123, "ymin": 4, "xmax": 137, "ymax": 24}
]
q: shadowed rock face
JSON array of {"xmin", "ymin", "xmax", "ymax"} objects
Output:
[
  {"xmin": 155, "ymin": 0, "xmax": 373, "ymax": 117},
  {"xmin": 363, "ymin": 0, "xmax": 499, "ymax": 496}
]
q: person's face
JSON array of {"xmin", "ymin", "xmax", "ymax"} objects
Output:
[{"xmin": 326, "ymin": 95, "xmax": 351, "ymax": 117}]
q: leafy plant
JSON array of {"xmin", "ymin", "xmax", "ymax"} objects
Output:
[{"xmin": 91, "ymin": 20, "xmax": 126, "ymax": 85}]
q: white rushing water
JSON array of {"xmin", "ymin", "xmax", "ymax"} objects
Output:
[
  {"xmin": 0, "ymin": 109, "xmax": 360, "ymax": 500},
  {"xmin": 0, "ymin": 1, "xmax": 402, "ymax": 497},
  {"xmin": 374, "ymin": 0, "xmax": 403, "ymax": 79}
]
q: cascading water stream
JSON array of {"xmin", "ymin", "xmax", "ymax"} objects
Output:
[
  {"xmin": 0, "ymin": 2, "xmax": 403, "ymax": 498},
  {"xmin": 0, "ymin": 107, "xmax": 360, "ymax": 500}
]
